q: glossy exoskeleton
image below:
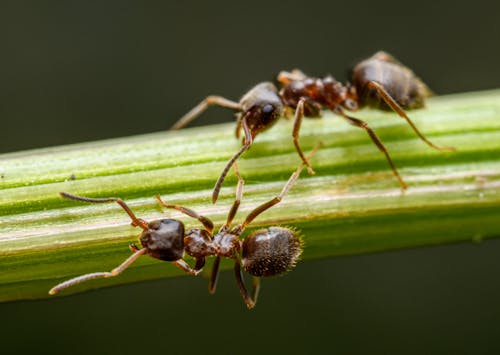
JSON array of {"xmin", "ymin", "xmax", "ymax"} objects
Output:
[
  {"xmin": 48, "ymin": 148, "xmax": 318, "ymax": 309},
  {"xmin": 278, "ymin": 51, "xmax": 455, "ymax": 189},
  {"xmin": 171, "ymin": 82, "xmax": 284, "ymax": 203},
  {"xmin": 171, "ymin": 51, "xmax": 454, "ymax": 198}
]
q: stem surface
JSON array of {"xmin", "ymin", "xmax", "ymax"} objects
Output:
[{"xmin": 1, "ymin": 89, "xmax": 500, "ymax": 302}]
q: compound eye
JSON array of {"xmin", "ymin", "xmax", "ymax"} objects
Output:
[
  {"xmin": 262, "ymin": 104, "xmax": 274, "ymax": 114},
  {"xmin": 344, "ymin": 99, "xmax": 358, "ymax": 111}
]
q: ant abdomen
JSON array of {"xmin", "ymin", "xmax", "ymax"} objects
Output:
[
  {"xmin": 352, "ymin": 51, "xmax": 431, "ymax": 110},
  {"xmin": 140, "ymin": 219, "xmax": 185, "ymax": 261},
  {"xmin": 241, "ymin": 226, "xmax": 303, "ymax": 277}
]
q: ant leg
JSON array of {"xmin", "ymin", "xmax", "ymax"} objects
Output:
[
  {"xmin": 170, "ymin": 96, "xmax": 242, "ymax": 130},
  {"xmin": 133, "ymin": 244, "xmax": 205, "ymax": 275},
  {"xmin": 156, "ymin": 195, "xmax": 214, "ymax": 234},
  {"xmin": 60, "ymin": 192, "xmax": 148, "ymax": 230},
  {"xmin": 366, "ymin": 81, "xmax": 455, "ymax": 151},
  {"xmin": 337, "ymin": 109, "xmax": 407, "ymax": 190},
  {"xmin": 232, "ymin": 143, "xmax": 320, "ymax": 235},
  {"xmin": 49, "ymin": 248, "xmax": 147, "ymax": 295},
  {"xmin": 212, "ymin": 113, "xmax": 253, "ymax": 204},
  {"xmin": 252, "ymin": 276, "xmax": 261, "ymax": 305},
  {"xmin": 252, "ymin": 276, "xmax": 260, "ymax": 304},
  {"xmin": 194, "ymin": 257, "xmax": 206, "ymax": 271},
  {"xmin": 293, "ymin": 98, "xmax": 316, "ymax": 175},
  {"xmin": 208, "ymin": 256, "xmax": 221, "ymax": 294},
  {"xmin": 235, "ymin": 112, "xmax": 245, "ymax": 139},
  {"xmin": 172, "ymin": 258, "xmax": 204, "ymax": 276},
  {"xmin": 234, "ymin": 262, "xmax": 260, "ymax": 309},
  {"xmin": 220, "ymin": 162, "xmax": 244, "ymax": 232}
]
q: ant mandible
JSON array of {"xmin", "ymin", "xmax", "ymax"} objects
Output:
[
  {"xmin": 49, "ymin": 146, "xmax": 318, "ymax": 309},
  {"xmin": 171, "ymin": 51, "xmax": 454, "ymax": 201}
]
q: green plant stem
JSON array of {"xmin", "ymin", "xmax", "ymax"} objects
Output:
[{"xmin": 1, "ymin": 89, "xmax": 500, "ymax": 302}]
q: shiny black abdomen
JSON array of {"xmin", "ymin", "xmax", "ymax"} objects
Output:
[
  {"xmin": 352, "ymin": 54, "xmax": 428, "ymax": 110},
  {"xmin": 241, "ymin": 226, "xmax": 302, "ymax": 277}
]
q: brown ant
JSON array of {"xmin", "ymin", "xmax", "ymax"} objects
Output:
[
  {"xmin": 278, "ymin": 51, "xmax": 455, "ymax": 189},
  {"xmin": 49, "ymin": 146, "xmax": 318, "ymax": 309},
  {"xmin": 171, "ymin": 51, "xmax": 454, "ymax": 200},
  {"xmin": 171, "ymin": 82, "xmax": 285, "ymax": 203}
]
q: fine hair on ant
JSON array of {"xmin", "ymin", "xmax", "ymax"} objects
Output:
[
  {"xmin": 49, "ymin": 145, "xmax": 319, "ymax": 309},
  {"xmin": 171, "ymin": 51, "xmax": 454, "ymax": 200}
]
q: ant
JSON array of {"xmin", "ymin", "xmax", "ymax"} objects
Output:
[
  {"xmin": 49, "ymin": 146, "xmax": 318, "ymax": 309},
  {"xmin": 171, "ymin": 51, "xmax": 454, "ymax": 201},
  {"xmin": 278, "ymin": 51, "xmax": 455, "ymax": 189},
  {"xmin": 171, "ymin": 82, "xmax": 285, "ymax": 203}
]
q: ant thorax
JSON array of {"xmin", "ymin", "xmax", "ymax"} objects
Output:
[
  {"xmin": 212, "ymin": 232, "xmax": 240, "ymax": 257},
  {"xmin": 279, "ymin": 76, "xmax": 359, "ymax": 115},
  {"xmin": 184, "ymin": 228, "xmax": 239, "ymax": 258}
]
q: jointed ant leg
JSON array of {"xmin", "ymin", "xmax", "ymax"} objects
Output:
[
  {"xmin": 336, "ymin": 109, "xmax": 407, "ymax": 190},
  {"xmin": 194, "ymin": 257, "xmax": 206, "ymax": 271},
  {"xmin": 212, "ymin": 113, "xmax": 253, "ymax": 204},
  {"xmin": 220, "ymin": 162, "xmax": 244, "ymax": 232},
  {"xmin": 208, "ymin": 256, "xmax": 221, "ymax": 294},
  {"xmin": 235, "ymin": 113, "xmax": 243, "ymax": 139},
  {"xmin": 172, "ymin": 258, "xmax": 203, "ymax": 276},
  {"xmin": 232, "ymin": 143, "xmax": 320, "ymax": 235},
  {"xmin": 292, "ymin": 98, "xmax": 315, "ymax": 175},
  {"xmin": 234, "ymin": 262, "xmax": 260, "ymax": 309},
  {"xmin": 366, "ymin": 81, "xmax": 455, "ymax": 151},
  {"xmin": 156, "ymin": 195, "xmax": 214, "ymax": 234},
  {"xmin": 60, "ymin": 192, "xmax": 148, "ymax": 230},
  {"xmin": 170, "ymin": 95, "xmax": 242, "ymax": 130},
  {"xmin": 49, "ymin": 248, "xmax": 148, "ymax": 295},
  {"xmin": 251, "ymin": 276, "xmax": 261, "ymax": 306}
]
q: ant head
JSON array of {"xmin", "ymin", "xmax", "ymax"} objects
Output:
[
  {"xmin": 240, "ymin": 82, "xmax": 284, "ymax": 137},
  {"xmin": 140, "ymin": 219, "xmax": 185, "ymax": 261},
  {"xmin": 254, "ymin": 100, "xmax": 282, "ymax": 127},
  {"xmin": 241, "ymin": 226, "xmax": 303, "ymax": 277}
]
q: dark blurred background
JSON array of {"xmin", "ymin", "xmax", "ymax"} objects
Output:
[{"xmin": 1, "ymin": 1, "xmax": 500, "ymax": 354}]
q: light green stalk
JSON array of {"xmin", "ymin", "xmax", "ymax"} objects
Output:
[{"xmin": 1, "ymin": 89, "xmax": 500, "ymax": 302}]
